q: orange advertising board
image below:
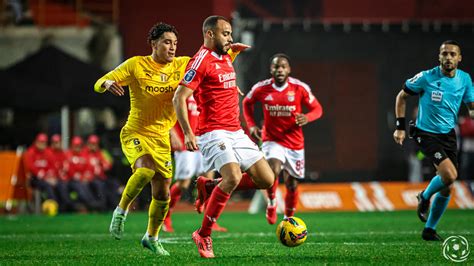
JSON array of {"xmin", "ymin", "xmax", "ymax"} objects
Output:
[{"xmin": 277, "ymin": 181, "xmax": 474, "ymax": 212}]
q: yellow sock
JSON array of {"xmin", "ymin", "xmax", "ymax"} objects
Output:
[
  {"xmin": 118, "ymin": 168, "xmax": 155, "ymax": 211},
  {"xmin": 147, "ymin": 198, "xmax": 170, "ymax": 238}
]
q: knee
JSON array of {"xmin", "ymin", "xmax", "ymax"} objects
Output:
[{"xmin": 439, "ymin": 167, "xmax": 457, "ymax": 185}]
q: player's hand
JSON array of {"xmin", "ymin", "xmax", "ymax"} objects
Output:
[
  {"xmin": 393, "ymin": 130, "xmax": 406, "ymax": 145},
  {"xmin": 184, "ymin": 132, "xmax": 199, "ymax": 151},
  {"xmin": 170, "ymin": 131, "xmax": 183, "ymax": 151},
  {"xmin": 295, "ymin": 113, "xmax": 308, "ymax": 126},
  {"xmin": 237, "ymin": 86, "xmax": 244, "ymax": 96},
  {"xmin": 230, "ymin": 43, "xmax": 251, "ymax": 52},
  {"xmin": 103, "ymin": 80, "xmax": 125, "ymax": 96},
  {"xmin": 249, "ymin": 126, "xmax": 262, "ymax": 141}
]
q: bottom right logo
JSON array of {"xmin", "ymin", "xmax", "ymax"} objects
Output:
[{"xmin": 443, "ymin": 235, "xmax": 470, "ymax": 262}]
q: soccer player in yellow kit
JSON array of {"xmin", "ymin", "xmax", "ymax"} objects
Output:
[{"xmin": 94, "ymin": 22, "xmax": 246, "ymax": 256}]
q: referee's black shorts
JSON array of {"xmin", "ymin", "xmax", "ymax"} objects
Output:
[{"xmin": 412, "ymin": 128, "xmax": 458, "ymax": 167}]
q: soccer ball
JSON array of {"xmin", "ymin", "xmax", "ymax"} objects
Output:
[
  {"xmin": 276, "ymin": 216, "xmax": 308, "ymax": 247},
  {"xmin": 41, "ymin": 199, "xmax": 58, "ymax": 216}
]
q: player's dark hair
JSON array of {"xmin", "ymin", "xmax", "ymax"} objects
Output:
[
  {"xmin": 147, "ymin": 23, "xmax": 178, "ymax": 44},
  {"xmin": 202, "ymin": 15, "xmax": 230, "ymax": 34},
  {"xmin": 270, "ymin": 53, "xmax": 291, "ymax": 64},
  {"xmin": 441, "ymin": 40, "xmax": 461, "ymax": 52}
]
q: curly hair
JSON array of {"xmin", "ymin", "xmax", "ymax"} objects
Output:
[{"xmin": 147, "ymin": 22, "xmax": 178, "ymax": 44}]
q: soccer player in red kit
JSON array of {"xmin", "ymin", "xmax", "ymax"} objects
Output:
[
  {"xmin": 243, "ymin": 54, "xmax": 323, "ymax": 224},
  {"xmin": 173, "ymin": 15, "xmax": 274, "ymax": 258}
]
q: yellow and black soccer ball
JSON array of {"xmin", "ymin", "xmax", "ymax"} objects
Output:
[
  {"xmin": 276, "ymin": 216, "xmax": 308, "ymax": 247},
  {"xmin": 41, "ymin": 199, "xmax": 58, "ymax": 217}
]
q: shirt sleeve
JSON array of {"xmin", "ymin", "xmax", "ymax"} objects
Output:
[
  {"xmin": 227, "ymin": 49, "xmax": 240, "ymax": 62},
  {"xmin": 462, "ymin": 75, "xmax": 474, "ymax": 104},
  {"xmin": 404, "ymin": 71, "xmax": 427, "ymax": 95},
  {"xmin": 301, "ymin": 85, "xmax": 323, "ymax": 122},
  {"xmin": 180, "ymin": 54, "xmax": 208, "ymax": 91},
  {"xmin": 94, "ymin": 57, "xmax": 137, "ymax": 93}
]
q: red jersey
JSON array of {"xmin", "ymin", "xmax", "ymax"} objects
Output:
[
  {"xmin": 180, "ymin": 46, "xmax": 240, "ymax": 135},
  {"xmin": 46, "ymin": 147, "xmax": 68, "ymax": 181},
  {"xmin": 243, "ymin": 77, "xmax": 323, "ymax": 150},
  {"xmin": 65, "ymin": 150, "xmax": 92, "ymax": 182},
  {"xmin": 173, "ymin": 95, "xmax": 200, "ymax": 151},
  {"xmin": 84, "ymin": 148, "xmax": 111, "ymax": 180},
  {"xmin": 24, "ymin": 146, "xmax": 55, "ymax": 179}
]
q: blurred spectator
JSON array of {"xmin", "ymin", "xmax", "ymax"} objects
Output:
[
  {"xmin": 84, "ymin": 134, "xmax": 119, "ymax": 210},
  {"xmin": 66, "ymin": 136, "xmax": 101, "ymax": 211},
  {"xmin": 24, "ymin": 133, "xmax": 58, "ymax": 202},
  {"xmin": 459, "ymin": 116, "xmax": 474, "ymax": 180},
  {"xmin": 46, "ymin": 134, "xmax": 76, "ymax": 212}
]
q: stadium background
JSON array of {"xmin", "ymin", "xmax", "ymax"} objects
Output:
[{"xmin": 0, "ymin": 0, "xmax": 473, "ymax": 210}]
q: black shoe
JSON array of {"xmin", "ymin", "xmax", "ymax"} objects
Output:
[
  {"xmin": 422, "ymin": 228, "xmax": 443, "ymax": 241},
  {"xmin": 416, "ymin": 191, "xmax": 430, "ymax": 222}
]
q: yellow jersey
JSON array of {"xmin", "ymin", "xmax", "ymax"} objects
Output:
[
  {"xmin": 95, "ymin": 56, "xmax": 189, "ymax": 137},
  {"xmin": 94, "ymin": 51, "xmax": 239, "ymax": 138}
]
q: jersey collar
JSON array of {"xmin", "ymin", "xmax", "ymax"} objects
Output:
[{"xmin": 271, "ymin": 80, "xmax": 289, "ymax": 92}]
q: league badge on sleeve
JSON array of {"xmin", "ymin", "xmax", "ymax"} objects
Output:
[{"xmin": 183, "ymin": 69, "xmax": 196, "ymax": 84}]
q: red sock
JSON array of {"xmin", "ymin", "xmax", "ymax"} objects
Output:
[
  {"xmin": 199, "ymin": 186, "xmax": 231, "ymax": 237},
  {"xmin": 285, "ymin": 187, "xmax": 299, "ymax": 217},
  {"xmin": 166, "ymin": 184, "xmax": 182, "ymax": 218},
  {"xmin": 235, "ymin": 173, "xmax": 258, "ymax": 191},
  {"xmin": 267, "ymin": 177, "xmax": 279, "ymax": 201}
]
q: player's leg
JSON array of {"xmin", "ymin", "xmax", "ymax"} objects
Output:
[
  {"xmin": 284, "ymin": 172, "xmax": 299, "ymax": 218},
  {"xmin": 110, "ymin": 155, "xmax": 156, "ymax": 239},
  {"xmin": 141, "ymin": 172, "xmax": 171, "ymax": 255},
  {"xmin": 416, "ymin": 132, "xmax": 457, "ymax": 222},
  {"xmin": 281, "ymin": 147, "xmax": 305, "ymax": 218},
  {"xmin": 422, "ymin": 157, "xmax": 457, "ymax": 241},
  {"xmin": 164, "ymin": 178, "xmax": 190, "ymax": 232},
  {"xmin": 265, "ymin": 158, "xmax": 282, "ymax": 224},
  {"xmin": 193, "ymin": 162, "xmax": 242, "ymax": 258}
]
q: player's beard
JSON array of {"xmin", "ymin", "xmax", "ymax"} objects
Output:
[
  {"xmin": 442, "ymin": 61, "xmax": 456, "ymax": 73},
  {"xmin": 215, "ymin": 42, "xmax": 229, "ymax": 55}
]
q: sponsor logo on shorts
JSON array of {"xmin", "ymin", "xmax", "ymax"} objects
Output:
[
  {"xmin": 183, "ymin": 69, "xmax": 196, "ymax": 84},
  {"xmin": 218, "ymin": 142, "xmax": 226, "ymax": 150},
  {"xmin": 165, "ymin": 161, "xmax": 172, "ymax": 168},
  {"xmin": 434, "ymin": 152, "xmax": 443, "ymax": 160}
]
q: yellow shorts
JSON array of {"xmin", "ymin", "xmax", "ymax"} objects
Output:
[{"xmin": 120, "ymin": 127, "xmax": 173, "ymax": 179}]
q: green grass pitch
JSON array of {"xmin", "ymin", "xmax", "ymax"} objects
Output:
[{"xmin": 1, "ymin": 210, "xmax": 473, "ymax": 264}]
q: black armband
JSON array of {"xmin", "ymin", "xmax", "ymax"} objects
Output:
[{"xmin": 396, "ymin": 117, "xmax": 406, "ymax": 130}]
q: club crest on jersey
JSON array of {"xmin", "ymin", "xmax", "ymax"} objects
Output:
[
  {"xmin": 183, "ymin": 69, "xmax": 196, "ymax": 84},
  {"xmin": 431, "ymin": 91, "xmax": 443, "ymax": 102},
  {"xmin": 287, "ymin": 91, "xmax": 295, "ymax": 102},
  {"xmin": 218, "ymin": 142, "xmax": 226, "ymax": 150}
]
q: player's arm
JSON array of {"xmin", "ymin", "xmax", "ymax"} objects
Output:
[
  {"xmin": 242, "ymin": 94, "xmax": 262, "ymax": 141},
  {"xmin": 173, "ymin": 85, "xmax": 198, "ymax": 151},
  {"xmin": 228, "ymin": 43, "xmax": 251, "ymax": 62},
  {"xmin": 393, "ymin": 89, "xmax": 411, "ymax": 145},
  {"xmin": 94, "ymin": 57, "xmax": 136, "ymax": 96},
  {"xmin": 298, "ymin": 93, "xmax": 323, "ymax": 127},
  {"xmin": 169, "ymin": 126, "xmax": 183, "ymax": 151},
  {"xmin": 393, "ymin": 72, "xmax": 425, "ymax": 145},
  {"xmin": 468, "ymin": 102, "xmax": 474, "ymax": 119}
]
